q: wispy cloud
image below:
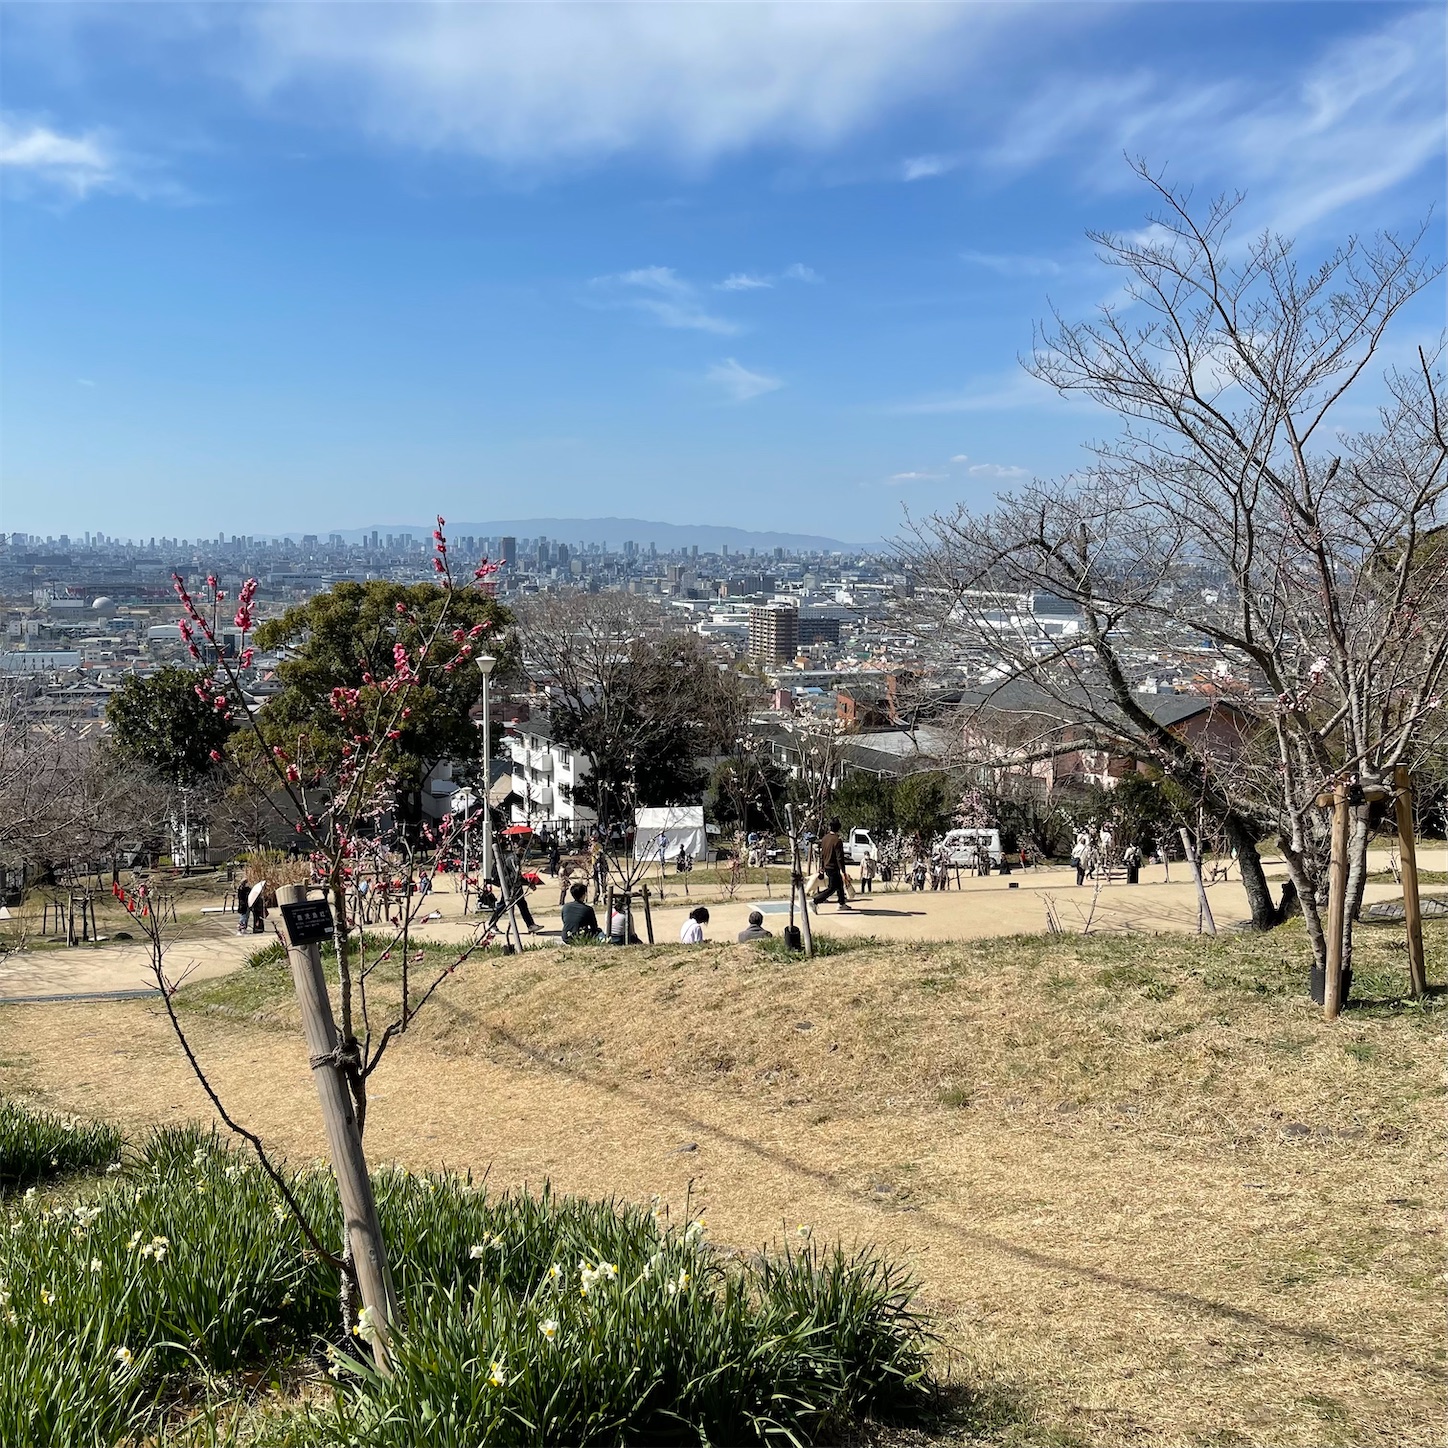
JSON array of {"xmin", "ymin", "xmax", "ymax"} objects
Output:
[
  {"xmin": 901, "ymin": 153, "xmax": 957, "ymax": 182},
  {"xmin": 0, "ymin": 117, "xmax": 119, "ymax": 198},
  {"xmin": 885, "ymin": 469, "xmax": 946, "ymax": 486},
  {"xmin": 990, "ymin": 8, "xmax": 1446, "ymax": 234},
  {"xmin": 966, "ymin": 462, "xmax": 1028, "ymax": 480},
  {"xmin": 718, "ymin": 272, "xmax": 772, "ymax": 291},
  {"xmin": 706, "ymin": 358, "xmax": 782, "ymax": 402},
  {"xmin": 592, "ymin": 266, "xmax": 739, "ymax": 334},
  {"xmin": 959, "ymin": 249, "xmax": 1064, "ymax": 278},
  {"xmin": 715, "ymin": 262, "xmax": 821, "ymax": 290},
  {"xmin": 226, "ymin": 4, "xmax": 996, "ymax": 169},
  {"xmin": 890, "ymin": 370, "xmax": 1054, "ymax": 416}
]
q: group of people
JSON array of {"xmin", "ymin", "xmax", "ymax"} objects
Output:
[{"xmin": 1069, "ymin": 826, "xmax": 1145, "ymax": 885}]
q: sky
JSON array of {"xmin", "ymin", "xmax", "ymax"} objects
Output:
[{"xmin": 1, "ymin": 2, "xmax": 1444, "ymax": 546}]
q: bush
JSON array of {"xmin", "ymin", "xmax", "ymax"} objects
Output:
[
  {"xmin": 0, "ymin": 1099, "xmax": 122, "ymax": 1192},
  {"xmin": 0, "ymin": 1126, "xmax": 934, "ymax": 1447}
]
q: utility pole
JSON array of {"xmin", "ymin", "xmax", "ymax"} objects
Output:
[
  {"xmin": 477, "ymin": 655, "xmax": 496, "ymax": 891},
  {"xmin": 276, "ymin": 883, "xmax": 398, "ymax": 1369},
  {"xmin": 1393, "ymin": 766, "xmax": 1427, "ymax": 999}
]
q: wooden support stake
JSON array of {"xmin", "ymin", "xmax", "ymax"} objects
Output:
[
  {"xmin": 641, "ymin": 884, "xmax": 654, "ymax": 944},
  {"xmin": 1324, "ymin": 783, "xmax": 1351, "ymax": 1022},
  {"xmin": 1394, "ymin": 766, "xmax": 1427, "ymax": 999},
  {"xmin": 276, "ymin": 883, "xmax": 398, "ymax": 1369},
  {"xmin": 1178, "ymin": 828, "xmax": 1216, "ymax": 938}
]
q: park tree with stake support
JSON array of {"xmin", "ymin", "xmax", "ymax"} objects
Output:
[
  {"xmin": 127, "ymin": 522, "xmax": 541, "ymax": 1368},
  {"xmin": 909, "ymin": 165, "xmax": 1447, "ymax": 983}
]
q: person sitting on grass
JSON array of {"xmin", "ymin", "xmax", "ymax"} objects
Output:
[
  {"xmin": 609, "ymin": 902, "xmax": 643, "ymax": 944},
  {"xmin": 737, "ymin": 909, "xmax": 773, "ymax": 943},
  {"xmin": 679, "ymin": 906, "xmax": 710, "ymax": 944},
  {"xmin": 561, "ymin": 883, "xmax": 600, "ymax": 942}
]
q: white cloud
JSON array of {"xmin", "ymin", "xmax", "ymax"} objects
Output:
[
  {"xmin": 901, "ymin": 153, "xmax": 957, "ymax": 182},
  {"xmin": 716, "ymin": 263, "xmax": 820, "ymax": 290},
  {"xmin": 706, "ymin": 358, "xmax": 783, "ymax": 402},
  {"xmin": 949, "ymin": 454, "xmax": 971, "ymax": 463},
  {"xmin": 231, "ymin": 4, "xmax": 995, "ymax": 169},
  {"xmin": 959, "ymin": 249, "xmax": 1064, "ymax": 278},
  {"xmin": 885, "ymin": 470, "xmax": 946, "ymax": 486},
  {"xmin": 891, "ymin": 370, "xmax": 1056, "ymax": 415},
  {"xmin": 990, "ymin": 8, "xmax": 1446, "ymax": 234},
  {"xmin": 967, "ymin": 462, "xmax": 1029, "ymax": 480},
  {"xmin": 0, "ymin": 117, "xmax": 117, "ymax": 197},
  {"xmin": 593, "ymin": 266, "xmax": 739, "ymax": 335}
]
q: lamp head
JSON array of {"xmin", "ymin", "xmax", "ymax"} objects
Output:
[{"xmin": 476, "ymin": 654, "xmax": 496, "ymax": 679}]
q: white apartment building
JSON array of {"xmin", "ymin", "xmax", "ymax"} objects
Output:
[{"xmin": 506, "ymin": 717, "xmax": 596, "ymax": 831}]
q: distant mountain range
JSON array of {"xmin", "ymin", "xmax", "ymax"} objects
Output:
[{"xmin": 332, "ymin": 517, "xmax": 857, "ymax": 553}]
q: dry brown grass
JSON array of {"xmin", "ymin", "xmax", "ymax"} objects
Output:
[{"xmin": 2, "ymin": 922, "xmax": 1443, "ymax": 1446}]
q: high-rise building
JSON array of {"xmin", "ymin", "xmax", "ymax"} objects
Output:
[
  {"xmin": 500, "ymin": 536, "xmax": 517, "ymax": 567},
  {"xmin": 748, "ymin": 603, "xmax": 799, "ymax": 665}
]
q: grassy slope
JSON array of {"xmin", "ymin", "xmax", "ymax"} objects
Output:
[{"xmin": 2, "ymin": 920, "xmax": 1443, "ymax": 1446}]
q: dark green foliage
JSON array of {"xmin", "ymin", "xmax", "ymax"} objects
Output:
[
  {"xmin": 1, "ymin": 1120, "xmax": 934, "ymax": 1447},
  {"xmin": 0, "ymin": 1099, "xmax": 122, "ymax": 1191},
  {"xmin": 250, "ymin": 580, "xmax": 515, "ymax": 787},
  {"xmin": 106, "ymin": 665, "xmax": 232, "ymax": 783}
]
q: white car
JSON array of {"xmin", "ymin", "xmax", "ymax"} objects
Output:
[
  {"xmin": 841, "ymin": 828, "xmax": 878, "ymax": 865},
  {"xmin": 939, "ymin": 828, "xmax": 1003, "ymax": 868}
]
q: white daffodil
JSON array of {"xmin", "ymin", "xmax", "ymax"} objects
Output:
[
  {"xmin": 539, "ymin": 1318, "xmax": 559, "ymax": 1343},
  {"xmin": 90, "ymin": 1258, "xmax": 102, "ymax": 1274},
  {"xmin": 469, "ymin": 1244, "xmax": 485, "ymax": 1260},
  {"xmin": 796, "ymin": 1224, "xmax": 812, "ymax": 1240},
  {"xmin": 353, "ymin": 1305, "xmax": 381, "ymax": 1346},
  {"xmin": 126, "ymin": 1231, "xmax": 143, "ymax": 1251},
  {"xmin": 39, "ymin": 1288, "xmax": 55, "ymax": 1307},
  {"xmin": 489, "ymin": 1359, "xmax": 507, "ymax": 1388},
  {"xmin": 272, "ymin": 1204, "xmax": 289, "ymax": 1222},
  {"xmin": 114, "ymin": 1345, "xmax": 132, "ymax": 1368},
  {"xmin": 548, "ymin": 1263, "xmax": 562, "ymax": 1282}
]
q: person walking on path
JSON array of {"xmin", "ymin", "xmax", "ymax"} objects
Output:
[
  {"xmin": 236, "ymin": 879, "xmax": 251, "ymax": 934},
  {"xmin": 812, "ymin": 819, "xmax": 852, "ymax": 910},
  {"xmin": 859, "ymin": 852, "xmax": 876, "ymax": 894}
]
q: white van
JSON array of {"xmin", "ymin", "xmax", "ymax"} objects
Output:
[
  {"xmin": 841, "ymin": 828, "xmax": 878, "ymax": 865},
  {"xmin": 940, "ymin": 828, "xmax": 1003, "ymax": 868}
]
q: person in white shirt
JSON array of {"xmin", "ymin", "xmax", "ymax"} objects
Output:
[{"xmin": 679, "ymin": 906, "xmax": 709, "ymax": 944}]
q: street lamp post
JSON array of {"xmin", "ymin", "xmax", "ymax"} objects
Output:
[{"xmin": 476, "ymin": 655, "xmax": 496, "ymax": 892}]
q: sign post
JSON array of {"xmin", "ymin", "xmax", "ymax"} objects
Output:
[{"xmin": 277, "ymin": 883, "xmax": 398, "ymax": 1369}]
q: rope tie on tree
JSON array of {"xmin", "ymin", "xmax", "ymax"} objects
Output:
[{"xmin": 309, "ymin": 1038, "xmax": 362, "ymax": 1073}]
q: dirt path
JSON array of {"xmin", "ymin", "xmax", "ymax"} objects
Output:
[{"xmin": 1, "ymin": 936, "xmax": 1439, "ymax": 1448}]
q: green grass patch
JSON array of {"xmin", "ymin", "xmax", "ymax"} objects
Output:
[
  {"xmin": 1, "ymin": 1123, "xmax": 935, "ymax": 1447},
  {"xmin": 0, "ymin": 1099, "xmax": 122, "ymax": 1193}
]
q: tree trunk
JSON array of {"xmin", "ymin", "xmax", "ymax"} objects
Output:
[
  {"xmin": 1224, "ymin": 815, "xmax": 1281, "ymax": 930},
  {"xmin": 1340, "ymin": 808, "xmax": 1373, "ymax": 974},
  {"xmin": 1279, "ymin": 836, "xmax": 1328, "ymax": 971}
]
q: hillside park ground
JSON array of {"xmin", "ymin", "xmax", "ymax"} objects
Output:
[{"xmin": 0, "ymin": 847, "xmax": 1443, "ymax": 1444}]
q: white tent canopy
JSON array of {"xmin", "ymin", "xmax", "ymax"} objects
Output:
[{"xmin": 633, "ymin": 806, "xmax": 708, "ymax": 863}]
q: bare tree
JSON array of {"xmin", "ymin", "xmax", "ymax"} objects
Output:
[{"xmin": 908, "ymin": 167, "xmax": 1447, "ymax": 976}]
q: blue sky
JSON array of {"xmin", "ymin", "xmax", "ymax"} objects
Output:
[{"xmin": 2, "ymin": 2, "xmax": 1444, "ymax": 545}]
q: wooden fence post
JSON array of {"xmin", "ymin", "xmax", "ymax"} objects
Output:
[
  {"xmin": 1394, "ymin": 766, "xmax": 1427, "ymax": 999},
  {"xmin": 276, "ymin": 883, "xmax": 399, "ymax": 1369}
]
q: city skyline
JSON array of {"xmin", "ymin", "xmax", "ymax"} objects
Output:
[{"xmin": 2, "ymin": 3, "xmax": 1444, "ymax": 540}]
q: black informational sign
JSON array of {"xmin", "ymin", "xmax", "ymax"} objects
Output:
[{"xmin": 280, "ymin": 898, "xmax": 334, "ymax": 948}]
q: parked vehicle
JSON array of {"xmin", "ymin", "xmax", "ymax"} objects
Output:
[
  {"xmin": 841, "ymin": 827, "xmax": 878, "ymax": 864},
  {"xmin": 939, "ymin": 828, "xmax": 1003, "ymax": 868}
]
